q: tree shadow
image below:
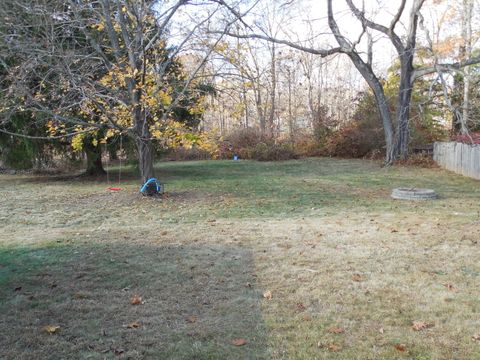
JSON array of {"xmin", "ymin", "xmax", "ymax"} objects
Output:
[{"xmin": 0, "ymin": 243, "xmax": 268, "ymax": 359}]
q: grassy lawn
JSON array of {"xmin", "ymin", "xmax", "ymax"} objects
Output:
[{"xmin": 1, "ymin": 157, "xmax": 480, "ymax": 359}]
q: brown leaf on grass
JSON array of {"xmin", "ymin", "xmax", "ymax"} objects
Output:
[
  {"xmin": 302, "ymin": 315, "xmax": 312, "ymax": 321},
  {"xmin": 186, "ymin": 315, "xmax": 197, "ymax": 324},
  {"xmin": 472, "ymin": 334, "xmax": 480, "ymax": 341},
  {"xmin": 327, "ymin": 327, "xmax": 345, "ymax": 334},
  {"xmin": 394, "ymin": 343, "xmax": 406, "ymax": 352},
  {"xmin": 352, "ymin": 274, "xmax": 363, "ymax": 282},
  {"xmin": 130, "ymin": 294, "xmax": 142, "ymax": 305},
  {"xmin": 391, "ymin": 229, "xmax": 399, "ymax": 233},
  {"xmin": 230, "ymin": 338, "xmax": 247, "ymax": 346},
  {"xmin": 412, "ymin": 321, "xmax": 434, "ymax": 331},
  {"xmin": 73, "ymin": 292, "xmax": 88, "ymax": 299},
  {"xmin": 328, "ymin": 343, "xmax": 342, "ymax": 352},
  {"xmin": 443, "ymin": 283, "xmax": 454, "ymax": 291},
  {"xmin": 43, "ymin": 325, "xmax": 60, "ymax": 334},
  {"xmin": 296, "ymin": 302, "xmax": 306, "ymax": 312},
  {"xmin": 112, "ymin": 347, "xmax": 125, "ymax": 355},
  {"xmin": 263, "ymin": 290, "xmax": 273, "ymax": 300},
  {"xmin": 127, "ymin": 321, "xmax": 141, "ymax": 329}
]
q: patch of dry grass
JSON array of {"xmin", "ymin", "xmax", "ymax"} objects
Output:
[{"xmin": 1, "ymin": 158, "xmax": 480, "ymax": 359}]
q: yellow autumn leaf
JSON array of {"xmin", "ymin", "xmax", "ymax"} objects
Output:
[
  {"xmin": 43, "ymin": 325, "xmax": 60, "ymax": 334},
  {"xmin": 127, "ymin": 321, "xmax": 141, "ymax": 329},
  {"xmin": 263, "ymin": 290, "xmax": 272, "ymax": 300},
  {"xmin": 130, "ymin": 294, "xmax": 142, "ymax": 305},
  {"xmin": 230, "ymin": 338, "xmax": 247, "ymax": 346}
]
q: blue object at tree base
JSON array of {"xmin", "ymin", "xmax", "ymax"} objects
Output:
[{"xmin": 140, "ymin": 178, "xmax": 163, "ymax": 196}]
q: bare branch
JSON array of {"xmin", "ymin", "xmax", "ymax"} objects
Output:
[
  {"xmin": 344, "ymin": 0, "xmax": 404, "ymax": 54},
  {"xmin": 390, "ymin": 0, "xmax": 406, "ymax": 33},
  {"xmin": 215, "ymin": 32, "xmax": 345, "ymax": 57},
  {"xmin": 412, "ymin": 55, "xmax": 480, "ymax": 80}
]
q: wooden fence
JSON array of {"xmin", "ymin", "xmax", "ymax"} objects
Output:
[{"xmin": 433, "ymin": 142, "xmax": 480, "ymax": 180}]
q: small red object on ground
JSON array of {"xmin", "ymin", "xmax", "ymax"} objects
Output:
[{"xmin": 108, "ymin": 187, "xmax": 122, "ymax": 191}]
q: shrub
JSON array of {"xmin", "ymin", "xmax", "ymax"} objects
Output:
[
  {"xmin": 322, "ymin": 120, "xmax": 385, "ymax": 158},
  {"xmin": 217, "ymin": 128, "xmax": 300, "ymax": 161},
  {"xmin": 292, "ymin": 132, "xmax": 323, "ymax": 157},
  {"xmin": 164, "ymin": 146, "xmax": 212, "ymax": 161},
  {"xmin": 452, "ymin": 132, "xmax": 480, "ymax": 145},
  {"xmin": 250, "ymin": 142, "xmax": 298, "ymax": 161},
  {"xmin": 218, "ymin": 128, "xmax": 264, "ymax": 159},
  {"xmin": 395, "ymin": 152, "xmax": 437, "ymax": 168}
]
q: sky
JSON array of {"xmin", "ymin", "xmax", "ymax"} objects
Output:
[{"xmin": 167, "ymin": 0, "xmax": 478, "ymax": 84}]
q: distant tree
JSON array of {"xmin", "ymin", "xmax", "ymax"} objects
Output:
[{"xmin": 222, "ymin": 0, "xmax": 480, "ymax": 164}]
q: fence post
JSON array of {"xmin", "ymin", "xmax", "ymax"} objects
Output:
[{"xmin": 433, "ymin": 141, "xmax": 480, "ymax": 180}]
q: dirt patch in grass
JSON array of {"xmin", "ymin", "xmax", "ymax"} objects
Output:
[{"xmin": 1, "ymin": 158, "xmax": 480, "ymax": 359}]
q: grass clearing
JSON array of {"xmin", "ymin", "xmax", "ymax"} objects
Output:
[{"xmin": 1, "ymin": 158, "xmax": 480, "ymax": 359}]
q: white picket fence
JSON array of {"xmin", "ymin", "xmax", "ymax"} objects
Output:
[{"xmin": 433, "ymin": 142, "xmax": 480, "ymax": 180}]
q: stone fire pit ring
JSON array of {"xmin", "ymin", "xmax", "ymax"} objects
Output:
[{"xmin": 391, "ymin": 187, "xmax": 438, "ymax": 200}]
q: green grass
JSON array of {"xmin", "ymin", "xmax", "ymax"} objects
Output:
[{"xmin": 1, "ymin": 158, "xmax": 480, "ymax": 359}]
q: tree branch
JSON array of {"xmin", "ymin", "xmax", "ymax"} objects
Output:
[
  {"xmin": 412, "ymin": 55, "xmax": 480, "ymax": 80},
  {"xmin": 214, "ymin": 32, "xmax": 345, "ymax": 57},
  {"xmin": 390, "ymin": 0, "xmax": 406, "ymax": 32},
  {"xmin": 344, "ymin": 0, "xmax": 404, "ymax": 54}
]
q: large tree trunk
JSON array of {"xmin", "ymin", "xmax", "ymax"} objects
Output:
[
  {"xmin": 84, "ymin": 142, "xmax": 105, "ymax": 176},
  {"xmin": 136, "ymin": 137, "xmax": 154, "ymax": 183},
  {"xmin": 395, "ymin": 52, "xmax": 415, "ymax": 160},
  {"xmin": 345, "ymin": 54, "xmax": 395, "ymax": 164},
  {"xmin": 327, "ymin": 0, "xmax": 395, "ymax": 165},
  {"xmin": 132, "ymin": 89, "xmax": 155, "ymax": 183}
]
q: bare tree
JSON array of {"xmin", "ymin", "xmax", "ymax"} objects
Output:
[{"xmin": 220, "ymin": 0, "xmax": 480, "ymax": 164}]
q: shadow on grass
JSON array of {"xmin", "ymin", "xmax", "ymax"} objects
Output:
[{"xmin": 0, "ymin": 243, "xmax": 268, "ymax": 359}]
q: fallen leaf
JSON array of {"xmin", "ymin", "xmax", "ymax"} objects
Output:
[
  {"xmin": 43, "ymin": 325, "xmax": 60, "ymax": 334},
  {"xmin": 73, "ymin": 292, "xmax": 88, "ymax": 299},
  {"xmin": 394, "ymin": 343, "xmax": 406, "ymax": 352},
  {"xmin": 443, "ymin": 283, "xmax": 454, "ymax": 290},
  {"xmin": 327, "ymin": 327, "xmax": 345, "ymax": 334},
  {"xmin": 130, "ymin": 294, "xmax": 142, "ymax": 305},
  {"xmin": 352, "ymin": 274, "xmax": 363, "ymax": 282},
  {"xmin": 186, "ymin": 315, "xmax": 197, "ymax": 324},
  {"xmin": 391, "ymin": 229, "xmax": 398, "ymax": 233},
  {"xmin": 379, "ymin": 327, "xmax": 385, "ymax": 334},
  {"xmin": 231, "ymin": 338, "xmax": 247, "ymax": 346},
  {"xmin": 472, "ymin": 334, "xmax": 480, "ymax": 341},
  {"xmin": 296, "ymin": 303, "xmax": 306, "ymax": 312},
  {"xmin": 328, "ymin": 343, "xmax": 342, "ymax": 352},
  {"xmin": 127, "ymin": 321, "xmax": 141, "ymax": 329},
  {"xmin": 412, "ymin": 321, "xmax": 434, "ymax": 331},
  {"xmin": 161, "ymin": 231, "xmax": 168, "ymax": 236},
  {"xmin": 112, "ymin": 347, "xmax": 125, "ymax": 355},
  {"xmin": 302, "ymin": 315, "xmax": 312, "ymax": 321},
  {"xmin": 263, "ymin": 290, "xmax": 273, "ymax": 300}
]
